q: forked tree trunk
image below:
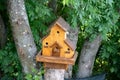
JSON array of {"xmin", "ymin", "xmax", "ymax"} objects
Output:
[
  {"xmin": 0, "ymin": 14, "xmax": 6, "ymax": 49},
  {"xmin": 77, "ymin": 35, "xmax": 102, "ymax": 78},
  {"xmin": 8, "ymin": 0, "xmax": 37, "ymax": 73}
]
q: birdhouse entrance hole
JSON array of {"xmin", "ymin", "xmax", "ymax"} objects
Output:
[
  {"xmin": 52, "ymin": 46, "xmax": 60, "ymax": 57},
  {"xmin": 50, "ymin": 42, "xmax": 62, "ymax": 57}
]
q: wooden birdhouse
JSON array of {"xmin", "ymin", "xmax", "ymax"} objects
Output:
[{"xmin": 36, "ymin": 17, "xmax": 78, "ymax": 69}]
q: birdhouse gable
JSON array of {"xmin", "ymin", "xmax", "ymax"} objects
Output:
[
  {"xmin": 49, "ymin": 17, "xmax": 70, "ymax": 32},
  {"xmin": 55, "ymin": 17, "xmax": 70, "ymax": 32}
]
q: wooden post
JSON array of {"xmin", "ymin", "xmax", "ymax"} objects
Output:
[{"xmin": 44, "ymin": 69, "xmax": 65, "ymax": 80}]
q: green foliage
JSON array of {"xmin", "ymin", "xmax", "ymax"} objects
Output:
[
  {"xmin": 93, "ymin": 17, "xmax": 120, "ymax": 79},
  {"xmin": 94, "ymin": 23, "xmax": 120, "ymax": 79},
  {"xmin": 25, "ymin": 67, "xmax": 44, "ymax": 80},
  {"xmin": 25, "ymin": 0, "xmax": 56, "ymax": 50},
  {"xmin": 62, "ymin": 0, "xmax": 119, "ymax": 40},
  {"xmin": 0, "ymin": 41, "xmax": 23, "ymax": 79},
  {"xmin": 0, "ymin": 0, "xmax": 6, "ymax": 11},
  {"xmin": 0, "ymin": 1, "xmax": 23, "ymax": 79}
]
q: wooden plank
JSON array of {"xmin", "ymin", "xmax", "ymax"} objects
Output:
[
  {"xmin": 44, "ymin": 63, "xmax": 68, "ymax": 69},
  {"xmin": 36, "ymin": 55, "xmax": 74, "ymax": 64},
  {"xmin": 36, "ymin": 51, "xmax": 78, "ymax": 65}
]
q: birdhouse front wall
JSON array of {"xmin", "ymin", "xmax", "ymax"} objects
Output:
[
  {"xmin": 42, "ymin": 36, "xmax": 74, "ymax": 58},
  {"xmin": 50, "ymin": 24, "xmax": 66, "ymax": 40},
  {"xmin": 42, "ymin": 23, "xmax": 74, "ymax": 58}
]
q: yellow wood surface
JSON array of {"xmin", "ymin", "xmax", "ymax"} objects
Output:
[{"xmin": 42, "ymin": 24, "xmax": 74, "ymax": 58}]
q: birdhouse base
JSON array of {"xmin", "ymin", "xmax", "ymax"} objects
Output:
[
  {"xmin": 36, "ymin": 51, "xmax": 78, "ymax": 69},
  {"xmin": 44, "ymin": 62, "xmax": 68, "ymax": 69}
]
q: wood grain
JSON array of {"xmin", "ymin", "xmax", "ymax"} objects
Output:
[{"xmin": 36, "ymin": 51, "xmax": 78, "ymax": 65}]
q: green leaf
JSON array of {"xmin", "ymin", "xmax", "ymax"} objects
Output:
[
  {"xmin": 106, "ymin": 0, "xmax": 113, "ymax": 6},
  {"xmin": 25, "ymin": 74, "xmax": 32, "ymax": 80},
  {"xmin": 110, "ymin": 67, "xmax": 115, "ymax": 73},
  {"xmin": 62, "ymin": 0, "xmax": 70, "ymax": 6}
]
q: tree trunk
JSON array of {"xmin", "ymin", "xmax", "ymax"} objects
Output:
[
  {"xmin": 64, "ymin": 65, "xmax": 73, "ymax": 79},
  {"xmin": 48, "ymin": 0, "xmax": 57, "ymax": 13},
  {"xmin": 77, "ymin": 35, "xmax": 102, "ymax": 78},
  {"xmin": 0, "ymin": 14, "xmax": 6, "ymax": 49},
  {"xmin": 8, "ymin": 0, "xmax": 37, "ymax": 73},
  {"xmin": 44, "ymin": 69, "xmax": 65, "ymax": 80}
]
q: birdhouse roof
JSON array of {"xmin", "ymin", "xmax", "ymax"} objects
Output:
[
  {"xmin": 50, "ymin": 17, "xmax": 70, "ymax": 32},
  {"xmin": 64, "ymin": 38, "xmax": 76, "ymax": 51}
]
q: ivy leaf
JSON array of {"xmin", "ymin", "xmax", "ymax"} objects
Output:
[
  {"xmin": 25, "ymin": 74, "xmax": 32, "ymax": 80},
  {"xmin": 110, "ymin": 67, "xmax": 115, "ymax": 73},
  {"xmin": 62, "ymin": 0, "xmax": 69, "ymax": 6},
  {"xmin": 106, "ymin": 0, "xmax": 113, "ymax": 6}
]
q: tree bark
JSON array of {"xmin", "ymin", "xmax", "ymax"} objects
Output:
[
  {"xmin": 48, "ymin": 0, "xmax": 57, "ymax": 13},
  {"xmin": 44, "ymin": 69, "xmax": 65, "ymax": 80},
  {"xmin": 64, "ymin": 65, "xmax": 73, "ymax": 79},
  {"xmin": 8, "ymin": 0, "xmax": 37, "ymax": 73},
  {"xmin": 0, "ymin": 14, "xmax": 6, "ymax": 49},
  {"xmin": 77, "ymin": 35, "xmax": 102, "ymax": 78}
]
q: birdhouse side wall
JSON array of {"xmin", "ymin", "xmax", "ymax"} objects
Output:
[
  {"xmin": 60, "ymin": 42, "xmax": 74, "ymax": 58},
  {"xmin": 64, "ymin": 50, "xmax": 74, "ymax": 58}
]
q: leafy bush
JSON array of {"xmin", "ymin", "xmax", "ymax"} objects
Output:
[
  {"xmin": 25, "ymin": 0, "xmax": 56, "ymax": 50},
  {"xmin": 94, "ymin": 20, "xmax": 120, "ymax": 80},
  {"xmin": 0, "ymin": 40, "xmax": 23, "ymax": 79},
  {"xmin": 25, "ymin": 67, "xmax": 44, "ymax": 80},
  {"xmin": 0, "ymin": 1, "xmax": 23, "ymax": 79}
]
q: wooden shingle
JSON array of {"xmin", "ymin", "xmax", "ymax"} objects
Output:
[{"xmin": 55, "ymin": 17, "xmax": 70, "ymax": 31}]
